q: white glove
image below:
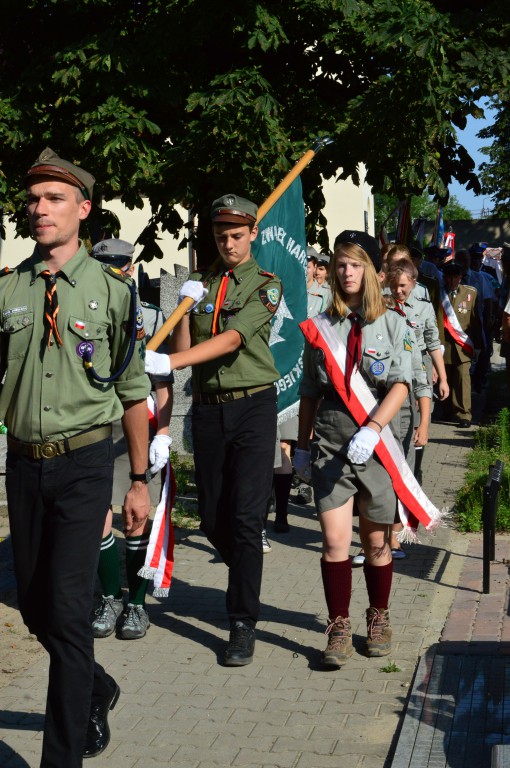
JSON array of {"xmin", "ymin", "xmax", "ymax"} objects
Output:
[
  {"xmin": 347, "ymin": 426, "xmax": 380, "ymax": 464},
  {"xmin": 178, "ymin": 280, "xmax": 208, "ymax": 312},
  {"xmin": 145, "ymin": 350, "xmax": 172, "ymax": 376},
  {"xmin": 293, "ymin": 448, "xmax": 312, "ymax": 483},
  {"xmin": 149, "ymin": 434, "xmax": 173, "ymax": 474}
]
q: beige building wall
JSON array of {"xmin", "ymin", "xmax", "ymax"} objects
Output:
[{"xmin": 1, "ymin": 168, "xmax": 373, "ymax": 273}]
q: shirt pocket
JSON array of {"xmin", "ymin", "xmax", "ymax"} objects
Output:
[
  {"xmin": 68, "ymin": 316, "xmax": 109, "ymax": 368},
  {"xmin": 362, "ymin": 348, "xmax": 391, "ymax": 381},
  {"xmin": 3, "ymin": 310, "xmax": 34, "ymax": 359}
]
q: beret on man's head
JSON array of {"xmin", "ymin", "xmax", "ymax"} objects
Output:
[
  {"xmin": 91, "ymin": 238, "xmax": 135, "ymax": 269},
  {"xmin": 333, "ymin": 230, "xmax": 381, "ymax": 273},
  {"xmin": 469, "ymin": 242, "xmax": 488, "ymax": 256},
  {"xmin": 424, "ymin": 245, "xmax": 449, "ymax": 261},
  {"xmin": 211, "ymin": 194, "xmax": 258, "ymax": 226},
  {"xmin": 441, "ymin": 260, "xmax": 463, "ymax": 276},
  {"xmin": 26, "ymin": 147, "xmax": 95, "ymax": 201}
]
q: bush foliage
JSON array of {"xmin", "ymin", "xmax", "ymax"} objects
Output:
[{"xmin": 455, "ymin": 408, "xmax": 510, "ymax": 532}]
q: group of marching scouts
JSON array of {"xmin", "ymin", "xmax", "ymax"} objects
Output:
[{"xmin": 292, "ymin": 232, "xmax": 505, "ymax": 667}]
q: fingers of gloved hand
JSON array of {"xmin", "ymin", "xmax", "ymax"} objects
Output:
[
  {"xmin": 149, "ymin": 434, "xmax": 173, "ymax": 473},
  {"xmin": 293, "ymin": 448, "xmax": 312, "ymax": 482},
  {"xmin": 346, "ymin": 426, "xmax": 380, "ymax": 464},
  {"xmin": 178, "ymin": 280, "xmax": 208, "ymax": 311},
  {"xmin": 145, "ymin": 350, "xmax": 172, "ymax": 376}
]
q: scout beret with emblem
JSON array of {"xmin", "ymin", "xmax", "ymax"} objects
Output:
[
  {"xmin": 441, "ymin": 260, "xmax": 463, "ymax": 276},
  {"xmin": 468, "ymin": 242, "xmax": 488, "ymax": 256},
  {"xmin": 334, "ymin": 230, "xmax": 381, "ymax": 273},
  {"xmin": 91, "ymin": 238, "xmax": 135, "ymax": 269},
  {"xmin": 307, "ymin": 246, "xmax": 319, "ymax": 261},
  {"xmin": 211, "ymin": 194, "xmax": 258, "ymax": 226},
  {"xmin": 26, "ymin": 147, "xmax": 95, "ymax": 201}
]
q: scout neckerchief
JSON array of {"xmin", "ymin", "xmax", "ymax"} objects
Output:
[
  {"xmin": 138, "ymin": 395, "xmax": 176, "ymax": 597},
  {"xmin": 440, "ymin": 285, "xmax": 474, "ymax": 357},
  {"xmin": 211, "ymin": 270, "xmax": 233, "ymax": 336},
  {"xmin": 300, "ymin": 313, "xmax": 446, "ymax": 541},
  {"xmin": 39, "ymin": 270, "xmax": 63, "ymax": 348}
]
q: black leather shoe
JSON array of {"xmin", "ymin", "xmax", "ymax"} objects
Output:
[
  {"xmin": 83, "ymin": 682, "xmax": 120, "ymax": 759},
  {"xmin": 223, "ymin": 621, "xmax": 256, "ymax": 666},
  {"xmin": 458, "ymin": 419, "xmax": 472, "ymax": 428}
]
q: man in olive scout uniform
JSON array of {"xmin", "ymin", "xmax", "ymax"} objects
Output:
[
  {"xmin": 145, "ymin": 194, "xmax": 282, "ymax": 666},
  {"xmin": 0, "ymin": 148, "xmax": 151, "ymax": 766}
]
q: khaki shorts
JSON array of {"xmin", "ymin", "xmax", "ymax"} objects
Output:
[{"xmin": 311, "ymin": 402, "xmax": 397, "ymax": 524}]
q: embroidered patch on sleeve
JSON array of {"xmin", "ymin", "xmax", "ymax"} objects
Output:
[
  {"xmin": 259, "ymin": 287, "xmax": 280, "ymax": 313},
  {"xmin": 403, "ymin": 331, "xmax": 413, "ymax": 351}
]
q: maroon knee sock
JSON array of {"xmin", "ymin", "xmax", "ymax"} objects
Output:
[
  {"xmin": 363, "ymin": 561, "xmax": 393, "ymax": 610},
  {"xmin": 320, "ymin": 558, "xmax": 352, "ymax": 619}
]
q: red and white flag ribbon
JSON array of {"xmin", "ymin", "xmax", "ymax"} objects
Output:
[
  {"xmin": 300, "ymin": 314, "xmax": 447, "ymax": 541},
  {"xmin": 441, "ymin": 288, "xmax": 474, "ymax": 357},
  {"xmin": 138, "ymin": 461, "xmax": 176, "ymax": 596}
]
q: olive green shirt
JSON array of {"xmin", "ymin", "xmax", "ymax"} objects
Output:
[
  {"xmin": 0, "ymin": 243, "xmax": 150, "ymax": 442},
  {"xmin": 189, "ymin": 256, "xmax": 281, "ymax": 392}
]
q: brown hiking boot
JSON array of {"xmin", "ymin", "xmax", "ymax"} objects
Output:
[
  {"xmin": 321, "ymin": 616, "xmax": 353, "ymax": 667},
  {"xmin": 366, "ymin": 607, "xmax": 392, "ymax": 657}
]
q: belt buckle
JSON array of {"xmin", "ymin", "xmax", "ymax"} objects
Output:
[
  {"xmin": 40, "ymin": 441, "xmax": 58, "ymax": 459},
  {"xmin": 219, "ymin": 392, "xmax": 234, "ymax": 403}
]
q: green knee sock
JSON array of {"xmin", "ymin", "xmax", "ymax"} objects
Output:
[
  {"xmin": 97, "ymin": 532, "xmax": 122, "ymax": 599},
  {"xmin": 125, "ymin": 529, "xmax": 151, "ymax": 606}
]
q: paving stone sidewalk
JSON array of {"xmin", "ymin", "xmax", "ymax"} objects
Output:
[{"xmin": 0, "ymin": 411, "xmax": 498, "ymax": 768}]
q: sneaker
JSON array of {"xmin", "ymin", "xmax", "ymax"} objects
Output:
[
  {"xmin": 351, "ymin": 552, "xmax": 365, "ymax": 567},
  {"xmin": 118, "ymin": 604, "xmax": 150, "ymax": 640},
  {"xmin": 391, "ymin": 547, "xmax": 407, "ymax": 560},
  {"xmin": 295, "ymin": 484, "xmax": 313, "ymax": 505},
  {"xmin": 262, "ymin": 529, "xmax": 272, "ymax": 553},
  {"xmin": 321, "ymin": 616, "xmax": 353, "ymax": 667},
  {"xmin": 366, "ymin": 607, "xmax": 392, "ymax": 657},
  {"xmin": 224, "ymin": 621, "xmax": 256, "ymax": 666},
  {"xmin": 91, "ymin": 597, "xmax": 124, "ymax": 638}
]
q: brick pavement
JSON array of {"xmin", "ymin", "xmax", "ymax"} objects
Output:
[{"xmin": 0, "ymin": 413, "xmax": 496, "ymax": 768}]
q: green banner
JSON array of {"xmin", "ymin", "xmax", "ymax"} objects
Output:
[{"xmin": 252, "ymin": 178, "xmax": 307, "ymax": 423}]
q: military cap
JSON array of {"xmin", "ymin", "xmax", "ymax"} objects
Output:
[
  {"xmin": 469, "ymin": 242, "xmax": 488, "ymax": 255},
  {"xmin": 409, "ymin": 244, "xmax": 424, "ymax": 262},
  {"xmin": 316, "ymin": 252, "xmax": 331, "ymax": 267},
  {"xmin": 424, "ymin": 245, "xmax": 449, "ymax": 261},
  {"xmin": 441, "ymin": 260, "xmax": 463, "ymax": 276},
  {"xmin": 307, "ymin": 246, "xmax": 319, "ymax": 261},
  {"xmin": 91, "ymin": 238, "xmax": 135, "ymax": 270},
  {"xmin": 211, "ymin": 194, "xmax": 258, "ymax": 226},
  {"xmin": 25, "ymin": 147, "xmax": 95, "ymax": 201},
  {"xmin": 334, "ymin": 230, "xmax": 381, "ymax": 273}
]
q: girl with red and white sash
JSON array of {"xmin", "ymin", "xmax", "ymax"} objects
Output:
[{"xmin": 294, "ymin": 230, "xmax": 414, "ymax": 667}]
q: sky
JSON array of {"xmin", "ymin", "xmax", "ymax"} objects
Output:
[{"xmin": 448, "ymin": 100, "xmax": 496, "ymax": 218}]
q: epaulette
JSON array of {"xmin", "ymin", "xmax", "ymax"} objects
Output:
[
  {"xmin": 101, "ymin": 264, "xmax": 132, "ymax": 283},
  {"xmin": 0, "ymin": 267, "xmax": 12, "ymax": 278},
  {"xmin": 258, "ymin": 268, "xmax": 276, "ymax": 278}
]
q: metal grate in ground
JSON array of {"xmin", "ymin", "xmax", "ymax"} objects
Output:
[{"xmin": 391, "ymin": 651, "xmax": 510, "ymax": 768}]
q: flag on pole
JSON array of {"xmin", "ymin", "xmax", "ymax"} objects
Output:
[
  {"xmin": 251, "ymin": 178, "xmax": 307, "ymax": 424},
  {"xmin": 432, "ymin": 206, "xmax": 445, "ymax": 247}
]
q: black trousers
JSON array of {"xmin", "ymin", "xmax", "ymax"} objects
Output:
[
  {"xmin": 6, "ymin": 439, "xmax": 115, "ymax": 768},
  {"xmin": 192, "ymin": 387, "xmax": 277, "ymax": 627}
]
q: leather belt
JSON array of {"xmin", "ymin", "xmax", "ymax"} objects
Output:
[
  {"xmin": 192, "ymin": 384, "xmax": 273, "ymax": 405},
  {"xmin": 7, "ymin": 424, "xmax": 112, "ymax": 460}
]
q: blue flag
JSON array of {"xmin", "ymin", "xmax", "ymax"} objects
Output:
[{"xmin": 251, "ymin": 178, "xmax": 307, "ymax": 424}]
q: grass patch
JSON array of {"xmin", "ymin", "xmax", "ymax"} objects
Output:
[
  {"xmin": 454, "ymin": 407, "xmax": 510, "ymax": 532},
  {"xmin": 171, "ymin": 450, "xmax": 195, "ymax": 495},
  {"xmin": 170, "ymin": 451, "xmax": 200, "ymax": 529},
  {"xmin": 379, "ymin": 661, "xmax": 401, "ymax": 673}
]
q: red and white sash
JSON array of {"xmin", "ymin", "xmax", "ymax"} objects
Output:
[
  {"xmin": 441, "ymin": 288, "xmax": 474, "ymax": 357},
  {"xmin": 137, "ymin": 399, "xmax": 176, "ymax": 597},
  {"xmin": 300, "ymin": 314, "xmax": 446, "ymax": 540}
]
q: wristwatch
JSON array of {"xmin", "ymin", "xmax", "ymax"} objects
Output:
[{"xmin": 129, "ymin": 468, "xmax": 152, "ymax": 484}]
